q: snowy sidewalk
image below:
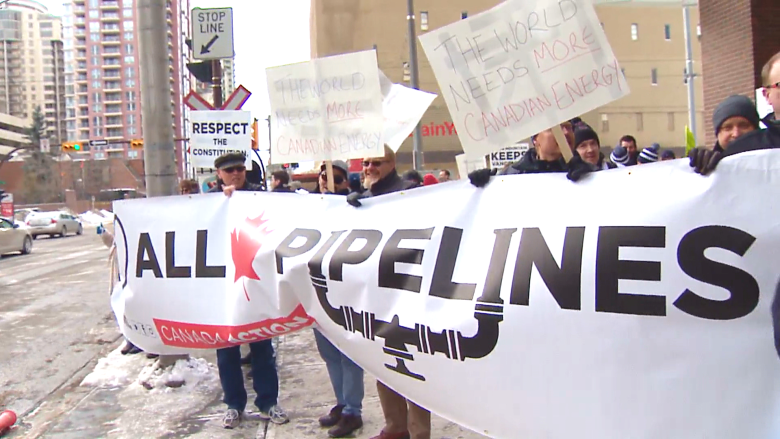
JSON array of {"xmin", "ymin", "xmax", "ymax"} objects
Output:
[{"xmin": 15, "ymin": 330, "xmax": 486, "ymax": 438}]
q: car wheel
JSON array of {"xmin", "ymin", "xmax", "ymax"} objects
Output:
[
  {"xmin": 61, "ymin": 226, "xmax": 67, "ymax": 237},
  {"xmin": 77, "ymin": 224, "xmax": 83, "ymax": 235},
  {"xmin": 21, "ymin": 236, "xmax": 32, "ymax": 255}
]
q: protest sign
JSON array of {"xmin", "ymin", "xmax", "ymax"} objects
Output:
[
  {"xmin": 189, "ymin": 110, "xmax": 252, "ymax": 168},
  {"xmin": 113, "ymin": 151, "xmax": 780, "ymax": 438},
  {"xmin": 419, "ymin": 0, "xmax": 629, "ymax": 159},
  {"xmin": 489, "ymin": 142, "xmax": 529, "ymax": 169},
  {"xmin": 455, "ymin": 153, "xmax": 487, "ymax": 179},
  {"xmin": 379, "ymin": 70, "xmax": 437, "ymax": 151},
  {"xmin": 266, "ymin": 50, "xmax": 384, "ymax": 164}
]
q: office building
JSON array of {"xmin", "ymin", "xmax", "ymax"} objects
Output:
[
  {"xmin": 310, "ymin": 0, "xmax": 704, "ymax": 172},
  {"xmin": 63, "ymin": 0, "xmax": 191, "ymax": 173},
  {"xmin": 0, "ymin": 0, "xmax": 67, "ymax": 146}
]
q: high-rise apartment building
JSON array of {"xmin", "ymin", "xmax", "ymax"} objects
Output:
[
  {"xmin": 63, "ymin": 0, "xmax": 191, "ymax": 173},
  {"xmin": 194, "ymin": 58, "xmax": 235, "ymax": 107},
  {"xmin": 0, "ymin": 0, "xmax": 67, "ymax": 145},
  {"xmin": 310, "ymin": 0, "xmax": 704, "ymax": 172}
]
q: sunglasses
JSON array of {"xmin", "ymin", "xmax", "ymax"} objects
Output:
[
  {"xmin": 222, "ymin": 166, "xmax": 246, "ymax": 174},
  {"xmin": 766, "ymin": 82, "xmax": 780, "ymax": 90},
  {"xmin": 362, "ymin": 160, "xmax": 385, "ymax": 168},
  {"xmin": 320, "ymin": 173, "xmax": 344, "ymax": 185}
]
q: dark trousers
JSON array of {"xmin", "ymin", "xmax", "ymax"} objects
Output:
[{"xmin": 216, "ymin": 340, "xmax": 278, "ymax": 412}]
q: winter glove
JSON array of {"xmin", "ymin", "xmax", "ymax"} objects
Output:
[
  {"xmin": 688, "ymin": 147, "xmax": 722, "ymax": 176},
  {"xmin": 346, "ymin": 191, "xmax": 367, "ymax": 207},
  {"xmin": 566, "ymin": 155, "xmax": 597, "ymax": 182},
  {"xmin": 468, "ymin": 168, "xmax": 497, "ymax": 188}
]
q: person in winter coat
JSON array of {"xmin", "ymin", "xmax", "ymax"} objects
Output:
[
  {"xmin": 347, "ymin": 146, "xmax": 417, "ymax": 207},
  {"xmin": 422, "ymin": 174, "xmax": 438, "ymax": 186},
  {"xmin": 565, "ymin": 127, "xmax": 616, "ymax": 181},
  {"xmin": 402, "ymin": 169, "xmax": 424, "ymax": 188},
  {"xmin": 760, "ymin": 51, "xmax": 780, "ymax": 125},
  {"xmin": 636, "ymin": 143, "xmax": 660, "ymax": 164},
  {"xmin": 316, "ymin": 160, "xmax": 352, "ymax": 195}
]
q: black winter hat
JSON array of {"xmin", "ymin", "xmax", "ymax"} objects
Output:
[
  {"xmin": 574, "ymin": 127, "xmax": 600, "ymax": 149},
  {"xmin": 712, "ymin": 95, "xmax": 760, "ymax": 135}
]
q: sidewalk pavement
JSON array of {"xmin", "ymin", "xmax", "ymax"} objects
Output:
[{"xmin": 15, "ymin": 329, "xmax": 487, "ymax": 438}]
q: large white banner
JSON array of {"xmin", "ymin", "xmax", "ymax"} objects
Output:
[
  {"xmin": 419, "ymin": 0, "xmax": 629, "ymax": 159},
  {"xmin": 112, "ymin": 152, "xmax": 780, "ymax": 438},
  {"xmin": 266, "ymin": 50, "xmax": 384, "ymax": 164}
]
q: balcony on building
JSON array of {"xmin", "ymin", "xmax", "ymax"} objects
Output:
[
  {"xmin": 105, "ymin": 105, "xmax": 121, "ymax": 115},
  {"xmin": 104, "ymin": 81, "xmax": 121, "ymax": 92},
  {"xmin": 101, "ymin": 12, "xmax": 120, "ymax": 21},
  {"xmin": 100, "ymin": 0, "xmax": 119, "ymax": 9},
  {"xmin": 104, "ymin": 94, "xmax": 121, "ymax": 104},
  {"xmin": 103, "ymin": 46, "xmax": 120, "ymax": 55},
  {"xmin": 101, "ymin": 35, "xmax": 121, "ymax": 44},
  {"xmin": 101, "ymin": 23, "xmax": 120, "ymax": 33}
]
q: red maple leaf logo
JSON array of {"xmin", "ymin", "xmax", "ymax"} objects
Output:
[{"xmin": 231, "ymin": 212, "xmax": 273, "ymax": 301}]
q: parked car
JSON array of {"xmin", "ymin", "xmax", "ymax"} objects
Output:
[
  {"xmin": 0, "ymin": 217, "xmax": 32, "ymax": 255},
  {"xmin": 26, "ymin": 211, "xmax": 83, "ymax": 239}
]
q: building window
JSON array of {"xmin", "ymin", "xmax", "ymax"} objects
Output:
[
  {"xmin": 126, "ymin": 91, "xmax": 135, "ymax": 101},
  {"xmin": 127, "ymin": 102, "xmax": 136, "ymax": 111},
  {"xmin": 93, "ymin": 92, "xmax": 101, "ymax": 103},
  {"xmin": 89, "ymin": 10, "xmax": 98, "ymax": 18},
  {"xmin": 90, "ymin": 33, "xmax": 99, "ymax": 42},
  {"xmin": 125, "ymin": 79, "xmax": 135, "ymax": 87},
  {"xmin": 123, "ymin": 8, "xmax": 132, "ymax": 18},
  {"xmin": 89, "ymin": 22, "xmax": 99, "ymax": 32},
  {"xmin": 93, "ymin": 116, "xmax": 102, "ymax": 127},
  {"xmin": 461, "ymin": 11, "xmax": 468, "ymax": 19},
  {"xmin": 123, "ymin": 20, "xmax": 134, "ymax": 31},
  {"xmin": 420, "ymin": 11, "xmax": 428, "ymax": 31},
  {"xmin": 124, "ymin": 31, "xmax": 133, "ymax": 41},
  {"xmin": 128, "ymin": 125, "xmax": 137, "ymax": 135},
  {"xmin": 93, "ymin": 103, "xmax": 101, "ymax": 112},
  {"xmin": 664, "ymin": 24, "xmax": 671, "ymax": 40},
  {"xmin": 651, "ymin": 68, "xmax": 658, "ymax": 85},
  {"xmin": 92, "ymin": 46, "xmax": 100, "ymax": 55},
  {"xmin": 92, "ymin": 56, "xmax": 99, "ymax": 65},
  {"xmin": 94, "ymin": 127, "xmax": 103, "ymax": 137},
  {"xmin": 124, "ymin": 55, "xmax": 134, "ymax": 63},
  {"xmin": 636, "ymin": 113, "xmax": 644, "ymax": 131},
  {"xmin": 91, "ymin": 69, "xmax": 101, "ymax": 79},
  {"xmin": 125, "ymin": 44, "xmax": 133, "ymax": 54},
  {"xmin": 601, "ymin": 114, "xmax": 609, "ymax": 132},
  {"xmin": 125, "ymin": 66, "xmax": 134, "ymax": 78},
  {"xmin": 402, "ymin": 62, "xmax": 410, "ymax": 81},
  {"xmin": 631, "ymin": 23, "xmax": 638, "ymax": 41},
  {"xmin": 127, "ymin": 114, "xmax": 135, "ymax": 125},
  {"xmin": 92, "ymin": 81, "xmax": 101, "ymax": 88},
  {"xmin": 667, "ymin": 112, "xmax": 675, "ymax": 131}
]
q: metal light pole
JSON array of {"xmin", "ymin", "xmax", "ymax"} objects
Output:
[
  {"xmin": 211, "ymin": 59, "xmax": 223, "ymax": 108},
  {"xmin": 406, "ymin": 0, "xmax": 423, "ymax": 171},
  {"xmin": 682, "ymin": 5, "xmax": 698, "ymax": 146}
]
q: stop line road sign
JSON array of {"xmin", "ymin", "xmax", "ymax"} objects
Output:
[{"xmin": 191, "ymin": 7, "xmax": 235, "ymax": 60}]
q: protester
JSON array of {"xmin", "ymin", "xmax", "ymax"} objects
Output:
[
  {"xmin": 661, "ymin": 150, "xmax": 676, "ymax": 161},
  {"xmin": 270, "ymin": 170, "xmax": 293, "ymax": 192},
  {"xmin": 179, "ymin": 179, "xmax": 199, "ymax": 195},
  {"xmin": 208, "ymin": 152, "xmax": 288, "ymax": 429},
  {"xmin": 346, "ymin": 146, "xmax": 428, "ymax": 439},
  {"xmin": 689, "ymin": 95, "xmax": 762, "ymax": 174},
  {"xmin": 423, "ymin": 174, "xmax": 438, "ymax": 186},
  {"xmin": 636, "ymin": 144, "xmax": 660, "ymax": 164},
  {"xmin": 566, "ymin": 127, "xmax": 616, "ymax": 181},
  {"xmin": 761, "ymin": 50, "xmax": 780, "ymax": 124},
  {"xmin": 348, "ymin": 173, "xmax": 364, "ymax": 194},
  {"xmin": 317, "ymin": 160, "xmax": 351, "ymax": 195},
  {"xmin": 610, "ymin": 145, "xmax": 630, "ymax": 167},
  {"xmin": 437, "ymin": 169, "xmax": 451, "ymax": 182},
  {"xmin": 619, "ymin": 135, "xmax": 639, "ymax": 165},
  {"xmin": 402, "ymin": 170, "xmax": 424, "ymax": 188}
]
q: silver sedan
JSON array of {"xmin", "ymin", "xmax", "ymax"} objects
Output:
[
  {"xmin": 26, "ymin": 212, "xmax": 84, "ymax": 239},
  {"xmin": 0, "ymin": 217, "xmax": 32, "ymax": 255}
]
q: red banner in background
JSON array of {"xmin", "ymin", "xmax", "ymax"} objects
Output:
[{"xmin": 1, "ymin": 193, "xmax": 13, "ymax": 218}]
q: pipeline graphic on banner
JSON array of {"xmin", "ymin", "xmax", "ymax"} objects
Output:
[{"xmin": 111, "ymin": 152, "xmax": 780, "ymax": 439}]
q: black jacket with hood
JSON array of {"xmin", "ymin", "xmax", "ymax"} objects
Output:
[
  {"xmin": 498, "ymin": 148, "xmax": 567, "ymax": 175},
  {"xmin": 362, "ymin": 169, "xmax": 416, "ymax": 197}
]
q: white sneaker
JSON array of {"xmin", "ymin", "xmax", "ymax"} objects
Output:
[
  {"xmin": 258, "ymin": 405, "xmax": 289, "ymax": 425},
  {"xmin": 222, "ymin": 408, "xmax": 241, "ymax": 429}
]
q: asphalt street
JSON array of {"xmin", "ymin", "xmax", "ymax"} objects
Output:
[{"xmin": 0, "ymin": 230, "xmax": 121, "ymax": 424}]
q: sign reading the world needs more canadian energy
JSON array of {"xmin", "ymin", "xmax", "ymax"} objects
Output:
[{"xmin": 419, "ymin": 0, "xmax": 629, "ymax": 158}]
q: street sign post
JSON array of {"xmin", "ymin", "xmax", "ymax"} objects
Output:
[
  {"xmin": 191, "ymin": 7, "xmax": 235, "ymax": 60},
  {"xmin": 90, "ymin": 139, "xmax": 108, "ymax": 148}
]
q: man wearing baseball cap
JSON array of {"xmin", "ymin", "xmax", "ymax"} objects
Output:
[
  {"xmin": 316, "ymin": 160, "xmax": 352, "ymax": 195},
  {"xmin": 207, "ymin": 152, "xmax": 289, "ymax": 429}
]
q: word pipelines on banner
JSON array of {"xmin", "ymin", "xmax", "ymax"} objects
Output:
[
  {"xmin": 443, "ymin": 24, "xmax": 599, "ymax": 112},
  {"xmin": 275, "ymin": 101, "xmax": 367, "ymax": 127},
  {"xmin": 275, "ymin": 132, "xmax": 382, "ymax": 157},
  {"xmin": 272, "ymin": 73, "xmax": 367, "ymax": 105},
  {"xmin": 461, "ymin": 59, "xmax": 622, "ymax": 142}
]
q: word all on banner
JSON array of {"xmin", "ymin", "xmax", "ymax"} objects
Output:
[
  {"xmin": 189, "ymin": 110, "xmax": 252, "ymax": 168},
  {"xmin": 112, "ymin": 152, "xmax": 780, "ymax": 439},
  {"xmin": 419, "ymin": 0, "xmax": 629, "ymax": 159},
  {"xmin": 266, "ymin": 50, "xmax": 384, "ymax": 164}
]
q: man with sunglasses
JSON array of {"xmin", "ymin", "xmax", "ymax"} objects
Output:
[
  {"xmin": 761, "ymin": 51, "xmax": 780, "ymax": 125},
  {"xmin": 207, "ymin": 152, "xmax": 289, "ymax": 429},
  {"xmin": 347, "ymin": 146, "xmax": 416, "ymax": 207},
  {"xmin": 317, "ymin": 160, "xmax": 351, "ymax": 195}
]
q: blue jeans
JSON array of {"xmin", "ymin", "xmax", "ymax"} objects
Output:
[
  {"xmin": 314, "ymin": 329, "xmax": 364, "ymax": 416},
  {"xmin": 216, "ymin": 340, "xmax": 278, "ymax": 412}
]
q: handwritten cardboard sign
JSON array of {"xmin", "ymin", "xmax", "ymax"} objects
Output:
[
  {"xmin": 380, "ymin": 71, "xmax": 437, "ymax": 152},
  {"xmin": 266, "ymin": 50, "xmax": 384, "ymax": 163},
  {"xmin": 419, "ymin": 0, "xmax": 629, "ymax": 159}
]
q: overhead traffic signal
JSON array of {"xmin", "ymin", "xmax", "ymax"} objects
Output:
[
  {"xmin": 130, "ymin": 139, "xmax": 144, "ymax": 149},
  {"xmin": 61, "ymin": 142, "xmax": 82, "ymax": 152}
]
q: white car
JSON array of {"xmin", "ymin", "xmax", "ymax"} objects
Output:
[
  {"xmin": 26, "ymin": 211, "xmax": 84, "ymax": 239},
  {"xmin": 0, "ymin": 217, "xmax": 32, "ymax": 255}
]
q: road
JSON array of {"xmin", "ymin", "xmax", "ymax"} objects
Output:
[{"xmin": 0, "ymin": 230, "xmax": 121, "ymax": 421}]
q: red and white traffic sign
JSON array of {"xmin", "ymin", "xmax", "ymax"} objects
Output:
[{"xmin": 184, "ymin": 85, "xmax": 252, "ymax": 111}]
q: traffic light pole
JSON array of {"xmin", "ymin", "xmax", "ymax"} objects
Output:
[
  {"xmin": 212, "ymin": 60, "xmax": 223, "ymax": 108},
  {"xmin": 138, "ymin": 0, "xmax": 187, "ymax": 370}
]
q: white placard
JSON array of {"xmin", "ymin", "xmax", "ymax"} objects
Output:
[
  {"xmin": 419, "ymin": 0, "xmax": 629, "ymax": 159},
  {"xmin": 266, "ymin": 50, "xmax": 384, "ymax": 164},
  {"xmin": 112, "ymin": 151, "xmax": 780, "ymax": 438},
  {"xmin": 189, "ymin": 110, "xmax": 252, "ymax": 169},
  {"xmin": 381, "ymin": 78, "xmax": 437, "ymax": 152},
  {"xmin": 489, "ymin": 143, "xmax": 529, "ymax": 169}
]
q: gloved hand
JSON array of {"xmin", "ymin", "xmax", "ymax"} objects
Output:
[
  {"xmin": 347, "ymin": 191, "xmax": 367, "ymax": 207},
  {"xmin": 97, "ymin": 224, "xmax": 104, "ymax": 235},
  {"xmin": 468, "ymin": 168, "xmax": 496, "ymax": 188},
  {"xmin": 688, "ymin": 147, "xmax": 722, "ymax": 175},
  {"xmin": 566, "ymin": 155, "xmax": 596, "ymax": 182}
]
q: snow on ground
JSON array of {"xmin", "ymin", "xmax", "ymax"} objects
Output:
[{"xmin": 79, "ymin": 210, "xmax": 114, "ymax": 225}]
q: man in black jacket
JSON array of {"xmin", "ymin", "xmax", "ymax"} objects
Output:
[
  {"xmin": 316, "ymin": 160, "xmax": 352, "ymax": 195},
  {"xmin": 207, "ymin": 152, "xmax": 288, "ymax": 429},
  {"xmin": 270, "ymin": 170, "xmax": 293, "ymax": 193},
  {"xmin": 347, "ymin": 145, "xmax": 416, "ymax": 207}
]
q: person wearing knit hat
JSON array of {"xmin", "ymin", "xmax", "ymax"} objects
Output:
[
  {"xmin": 423, "ymin": 174, "xmax": 438, "ymax": 186},
  {"xmin": 712, "ymin": 95, "xmax": 760, "ymax": 150},
  {"xmin": 610, "ymin": 145, "xmax": 630, "ymax": 167},
  {"xmin": 573, "ymin": 127, "xmax": 614, "ymax": 170},
  {"xmin": 661, "ymin": 150, "xmax": 676, "ymax": 161},
  {"xmin": 637, "ymin": 143, "xmax": 660, "ymax": 164}
]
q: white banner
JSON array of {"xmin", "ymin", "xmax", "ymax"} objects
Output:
[
  {"xmin": 266, "ymin": 50, "xmax": 384, "ymax": 164},
  {"xmin": 419, "ymin": 0, "xmax": 629, "ymax": 159},
  {"xmin": 112, "ymin": 152, "xmax": 780, "ymax": 438},
  {"xmin": 189, "ymin": 110, "xmax": 252, "ymax": 168}
]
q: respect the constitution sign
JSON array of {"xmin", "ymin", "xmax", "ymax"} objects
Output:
[{"xmin": 189, "ymin": 110, "xmax": 252, "ymax": 168}]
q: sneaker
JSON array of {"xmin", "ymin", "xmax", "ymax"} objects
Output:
[
  {"xmin": 258, "ymin": 405, "xmax": 289, "ymax": 425},
  {"xmin": 222, "ymin": 409, "xmax": 241, "ymax": 429},
  {"xmin": 318, "ymin": 404, "xmax": 344, "ymax": 427},
  {"xmin": 328, "ymin": 414, "xmax": 363, "ymax": 438}
]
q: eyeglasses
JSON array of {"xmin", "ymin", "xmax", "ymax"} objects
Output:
[
  {"xmin": 362, "ymin": 160, "xmax": 385, "ymax": 168},
  {"xmin": 320, "ymin": 173, "xmax": 344, "ymax": 185},
  {"xmin": 222, "ymin": 166, "xmax": 246, "ymax": 174},
  {"xmin": 766, "ymin": 82, "xmax": 780, "ymax": 90}
]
